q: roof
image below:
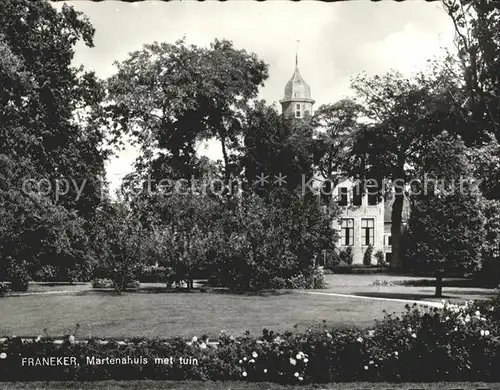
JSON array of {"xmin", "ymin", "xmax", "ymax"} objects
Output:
[{"xmin": 282, "ymin": 66, "xmax": 313, "ymax": 101}]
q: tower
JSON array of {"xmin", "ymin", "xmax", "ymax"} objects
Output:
[{"xmin": 280, "ymin": 44, "xmax": 315, "ymax": 119}]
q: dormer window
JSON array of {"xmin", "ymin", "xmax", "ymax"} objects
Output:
[{"xmin": 295, "ymin": 104, "xmax": 301, "ymax": 118}]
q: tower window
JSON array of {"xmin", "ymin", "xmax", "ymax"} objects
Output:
[
  {"xmin": 294, "ymin": 92, "xmax": 300, "ymax": 97},
  {"xmin": 295, "ymin": 104, "xmax": 301, "ymax": 118}
]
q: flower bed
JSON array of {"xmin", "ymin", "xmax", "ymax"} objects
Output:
[{"xmin": 0, "ymin": 297, "xmax": 499, "ymax": 383}]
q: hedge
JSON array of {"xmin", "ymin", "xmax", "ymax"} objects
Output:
[{"xmin": 0, "ymin": 295, "xmax": 499, "ymax": 383}]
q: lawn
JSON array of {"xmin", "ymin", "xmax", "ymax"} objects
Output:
[
  {"xmin": 1, "ymin": 274, "xmax": 496, "ymax": 338},
  {"xmin": 2, "ymin": 289, "xmax": 414, "ymax": 339},
  {"xmin": 1, "ymin": 381, "xmax": 499, "ymax": 389}
]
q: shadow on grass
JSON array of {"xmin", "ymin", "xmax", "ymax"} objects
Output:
[
  {"xmin": 75, "ymin": 287, "xmax": 295, "ymax": 297},
  {"xmin": 353, "ymin": 291, "xmax": 446, "ymax": 300},
  {"xmin": 396, "ymin": 278, "xmax": 497, "ymax": 288}
]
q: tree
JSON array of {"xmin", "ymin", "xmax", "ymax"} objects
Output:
[
  {"xmin": 443, "ymin": 0, "xmax": 500, "ymax": 143},
  {"xmin": 241, "ymin": 101, "xmax": 316, "ymax": 201},
  {"xmin": 347, "ymin": 63, "xmax": 471, "ymax": 268},
  {"xmin": 0, "ymin": 155, "xmax": 91, "ymax": 285},
  {"xmin": 92, "ymin": 202, "xmax": 147, "ymax": 295},
  {"xmin": 208, "ymin": 193, "xmax": 337, "ymax": 291},
  {"xmin": 146, "ymin": 189, "xmax": 221, "ymax": 289},
  {"xmin": 0, "ymin": 0, "xmax": 108, "ymax": 219},
  {"xmin": 406, "ymin": 133, "xmax": 485, "ymax": 297},
  {"xmin": 106, "ymin": 39, "xmax": 268, "ymax": 186}
]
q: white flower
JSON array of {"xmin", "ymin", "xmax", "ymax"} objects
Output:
[
  {"xmin": 465, "ymin": 317, "xmax": 471, "ymax": 323},
  {"xmin": 407, "ymin": 327, "xmax": 412, "ymax": 333},
  {"xmin": 239, "ymin": 360, "xmax": 243, "ymax": 364},
  {"xmin": 485, "ymin": 330, "xmax": 490, "ymax": 336},
  {"xmin": 263, "ymin": 369, "xmax": 267, "ymax": 373},
  {"xmin": 369, "ymin": 360, "xmax": 374, "ymax": 365},
  {"xmin": 296, "ymin": 353, "xmax": 302, "ymax": 360},
  {"xmin": 326, "ymin": 332, "xmax": 332, "ymax": 339},
  {"xmin": 68, "ymin": 335, "xmax": 75, "ymax": 343},
  {"xmin": 242, "ymin": 371, "xmax": 247, "ymax": 377},
  {"xmin": 192, "ymin": 336, "xmax": 198, "ymax": 342},
  {"xmin": 411, "ymin": 333, "xmax": 417, "ymax": 339},
  {"xmin": 243, "ymin": 357, "xmax": 247, "ymax": 361},
  {"xmin": 303, "ymin": 358, "xmax": 309, "ymax": 363},
  {"xmin": 445, "ymin": 317, "xmax": 450, "ymax": 321},
  {"xmin": 290, "ymin": 358, "xmax": 296, "ymax": 366},
  {"xmin": 475, "ymin": 310, "xmax": 481, "ymax": 316},
  {"xmin": 356, "ymin": 337, "xmax": 363, "ymax": 343},
  {"xmin": 0, "ymin": 352, "xmax": 6, "ymax": 359},
  {"xmin": 480, "ymin": 330, "xmax": 485, "ymax": 336},
  {"xmin": 298, "ymin": 376, "xmax": 303, "ymax": 381},
  {"xmin": 367, "ymin": 330, "xmax": 375, "ymax": 337},
  {"xmin": 394, "ymin": 351, "xmax": 398, "ymax": 356},
  {"xmin": 364, "ymin": 365, "xmax": 368, "ymax": 370},
  {"xmin": 249, "ymin": 359, "xmax": 255, "ymax": 363},
  {"xmin": 252, "ymin": 351, "xmax": 258, "ymax": 358},
  {"xmin": 199, "ymin": 342, "xmax": 207, "ymax": 349},
  {"xmin": 454, "ymin": 327, "xmax": 458, "ymax": 331},
  {"xmin": 294, "ymin": 372, "xmax": 299, "ymax": 377}
]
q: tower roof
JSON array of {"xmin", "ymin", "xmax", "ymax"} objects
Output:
[{"xmin": 281, "ymin": 66, "xmax": 313, "ymax": 102}]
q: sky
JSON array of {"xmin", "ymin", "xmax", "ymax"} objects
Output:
[{"xmin": 53, "ymin": 0, "xmax": 456, "ymax": 195}]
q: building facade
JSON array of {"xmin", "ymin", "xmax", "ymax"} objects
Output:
[{"xmin": 280, "ymin": 63, "xmax": 392, "ymax": 265}]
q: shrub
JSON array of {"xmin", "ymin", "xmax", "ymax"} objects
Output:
[
  {"xmin": 7, "ymin": 261, "xmax": 30, "ymax": 292},
  {"xmin": 339, "ymin": 247, "xmax": 353, "ymax": 265},
  {"xmin": 363, "ymin": 245, "xmax": 373, "ymax": 266},
  {"xmin": 374, "ymin": 250, "xmax": 385, "ymax": 266},
  {"xmin": 0, "ymin": 281, "xmax": 11, "ymax": 294}
]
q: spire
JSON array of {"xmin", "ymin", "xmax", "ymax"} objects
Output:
[{"xmin": 295, "ymin": 40, "xmax": 300, "ymax": 67}]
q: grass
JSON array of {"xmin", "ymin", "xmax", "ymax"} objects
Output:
[
  {"xmin": 1, "ymin": 381, "xmax": 499, "ymax": 389},
  {"xmin": 1, "ymin": 274, "xmax": 496, "ymax": 338},
  {"xmin": 0, "ymin": 290, "xmax": 413, "ymax": 338}
]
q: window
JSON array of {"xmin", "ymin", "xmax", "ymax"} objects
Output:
[
  {"xmin": 295, "ymin": 104, "xmax": 301, "ymax": 118},
  {"xmin": 294, "ymin": 92, "xmax": 300, "ymax": 97},
  {"xmin": 352, "ymin": 183, "xmax": 362, "ymax": 206},
  {"xmin": 388, "ymin": 235, "xmax": 392, "ymax": 245},
  {"xmin": 338, "ymin": 187, "xmax": 348, "ymax": 206},
  {"xmin": 341, "ymin": 219, "xmax": 354, "ymax": 246},
  {"xmin": 361, "ymin": 218, "xmax": 374, "ymax": 246}
]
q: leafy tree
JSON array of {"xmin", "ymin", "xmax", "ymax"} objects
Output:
[
  {"xmin": 347, "ymin": 64, "xmax": 471, "ymax": 268},
  {"xmin": 241, "ymin": 101, "xmax": 317, "ymax": 206},
  {"xmin": 106, "ymin": 39, "xmax": 268, "ymax": 185},
  {"xmin": 146, "ymin": 189, "xmax": 221, "ymax": 289},
  {"xmin": 0, "ymin": 156, "xmax": 91, "ymax": 284},
  {"xmin": 0, "ymin": 0, "xmax": 108, "ymax": 219},
  {"xmin": 92, "ymin": 202, "xmax": 148, "ymax": 295},
  {"xmin": 208, "ymin": 193, "xmax": 337, "ymax": 291},
  {"xmin": 406, "ymin": 133, "xmax": 485, "ymax": 296}
]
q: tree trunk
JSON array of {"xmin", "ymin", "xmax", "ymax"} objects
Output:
[
  {"xmin": 390, "ymin": 191, "xmax": 404, "ymax": 269},
  {"xmin": 435, "ymin": 269, "xmax": 444, "ymax": 298}
]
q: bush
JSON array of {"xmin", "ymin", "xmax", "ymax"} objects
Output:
[
  {"xmin": 7, "ymin": 261, "xmax": 30, "ymax": 292},
  {"xmin": 339, "ymin": 247, "xmax": 353, "ymax": 265},
  {"xmin": 363, "ymin": 245, "xmax": 373, "ymax": 266},
  {"xmin": 374, "ymin": 250, "xmax": 385, "ymax": 266},
  {"xmin": 0, "ymin": 295, "xmax": 499, "ymax": 383},
  {"xmin": 0, "ymin": 281, "xmax": 11, "ymax": 294}
]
